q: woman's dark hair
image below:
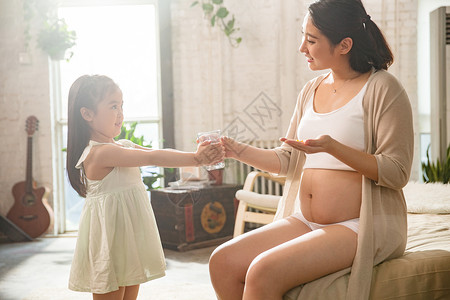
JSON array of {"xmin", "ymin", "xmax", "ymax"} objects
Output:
[
  {"xmin": 309, "ymin": 0, "xmax": 393, "ymax": 73},
  {"xmin": 66, "ymin": 75, "xmax": 119, "ymax": 197}
]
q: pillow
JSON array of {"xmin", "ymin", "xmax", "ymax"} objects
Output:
[{"xmin": 403, "ymin": 181, "xmax": 450, "ymax": 214}]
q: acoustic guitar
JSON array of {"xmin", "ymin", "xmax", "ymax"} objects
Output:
[{"xmin": 7, "ymin": 116, "xmax": 54, "ymax": 238}]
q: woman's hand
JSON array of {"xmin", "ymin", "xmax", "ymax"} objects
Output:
[
  {"xmin": 280, "ymin": 135, "xmax": 335, "ymax": 154},
  {"xmin": 194, "ymin": 140, "xmax": 225, "ymax": 166},
  {"xmin": 217, "ymin": 136, "xmax": 281, "ymax": 173},
  {"xmin": 220, "ymin": 136, "xmax": 243, "ymax": 159},
  {"xmin": 281, "ymin": 135, "xmax": 378, "ymax": 181}
]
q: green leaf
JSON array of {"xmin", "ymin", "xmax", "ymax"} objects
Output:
[
  {"xmin": 194, "ymin": 1, "xmax": 242, "ymax": 47},
  {"xmin": 114, "ymin": 122, "xmax": 150, "ymax": 148},
  {"xmin": 224, "ymin": 27, "xmax": 235, "ymax": 36},
  {"xmin": 202, "ymin": 3, "xmax": 214, "ymax": 14},
  {"xmin": 216, "ymin": 7, "xmax": 229, "ymax": 18},
  {"xmin": 227, "ymin": 17, "xmax": 235, "ymax": 29},
  {"xmin": 422, "ymin": 143, "xmax": 450, "ymax": 183},
  {"xmin": 143, "ymin": 173, "xmax": 165, "ymax": 190}
]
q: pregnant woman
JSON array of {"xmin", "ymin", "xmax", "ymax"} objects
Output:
[{"xmin": 209, "ymin": 0, "xmax": 414, "ymax": 299}]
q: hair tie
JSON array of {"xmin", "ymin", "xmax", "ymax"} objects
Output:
[{"xmin": 362, "ymin": 14, "xmax": 371, "ymax": 30}]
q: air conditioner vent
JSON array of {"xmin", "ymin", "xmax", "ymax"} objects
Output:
[{"xmin": 446, "ymin": 13, "xmax": 450, "ymax": 44}]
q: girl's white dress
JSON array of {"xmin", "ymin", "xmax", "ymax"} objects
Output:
[{"xmin": 68, "ymin": 140, "xmax": 166, "ymax": 294}]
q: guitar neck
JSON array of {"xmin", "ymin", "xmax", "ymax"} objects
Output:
[{"xmin": 26, "ymin": 136, "xmax": 33, "ymax": 193}]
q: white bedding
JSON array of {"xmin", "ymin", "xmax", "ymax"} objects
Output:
[{"xmin": 403, "ymin": 181, "xmax": 450, "ymax": 214}]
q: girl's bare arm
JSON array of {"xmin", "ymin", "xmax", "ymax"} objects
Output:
[{"xmin": 88, "ymin": 141, "xmax": 224, "ymax": 169}]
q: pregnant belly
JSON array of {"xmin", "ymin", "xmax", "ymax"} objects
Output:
[{"xmin": 299, "ymin": 169, "xmax": 362, "ymax": 224}]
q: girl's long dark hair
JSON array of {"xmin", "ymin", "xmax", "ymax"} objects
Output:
[
  {"xmin": 309, "ymin": 0, "xmax": 393, "ymax": 73},
  {"xmin": 66, "ymin": 75, "xmax": 119, "ymax": 197}
]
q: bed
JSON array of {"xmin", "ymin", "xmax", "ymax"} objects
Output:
[{"xmin": 284, "ymin": 182, "xmax": 450, "ymax": 300}]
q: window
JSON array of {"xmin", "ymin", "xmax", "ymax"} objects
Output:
[{"xmin": 52, "ymin": 1, "xmax": 162, "ymax": 232}]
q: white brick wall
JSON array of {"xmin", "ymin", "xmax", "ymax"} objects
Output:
[
  {"xmin": 0, "ymin": 0, "xmax": 53, "ymax": 216},
  {"xmin": 172, "ymin": 0, "xmax": 315, "ymax": 151},
  {"xmin": 172, "ymin": 0, "xmax": 420, "ymax": 180}
]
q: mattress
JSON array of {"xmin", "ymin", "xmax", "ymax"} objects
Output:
[{"xmin": 369, "ymin": 213, "xmax": 450, "ymax": 299}]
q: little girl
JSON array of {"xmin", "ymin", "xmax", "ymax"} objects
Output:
[{"xmin": 66, "ymin": 75, "xmax": 224, "ymax": 300}]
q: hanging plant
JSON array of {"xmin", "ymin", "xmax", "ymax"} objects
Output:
[
  {"xmin": 37, "ymin": 18, "xmax": 77, "ymax": 61},
  {"xmin": 23, "ymin": 0, "xmax": 77, "ymax": 61},
  {"xmin": 191, "ymin": 0, "xmax": 242, "ymax": 47}
]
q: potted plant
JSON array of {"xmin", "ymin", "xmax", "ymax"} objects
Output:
[
  {"xmin": 37, "ymin": 18, "xmax": 77, "ymax": 61},
  {"xmin": 422, "ymin": 144, "xmax": 450, "ymax": 184}
]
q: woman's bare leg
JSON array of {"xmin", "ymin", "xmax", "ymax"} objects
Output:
[
  {"xmin": 93, "ymin": 287, "xmax": 125, "ymax": 300},
  {"xmin": 123, "ymin": 284, "xmax": 140, "ymax": 300},
  {"xmin": 209, "ymin": 217, "xmax": 312, "ymax": 300},
  {"xmin": 243, "ymin": 225, "xmax": 358, "ymax": 300}
]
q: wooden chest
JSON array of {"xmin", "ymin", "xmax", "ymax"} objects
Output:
[{"xmin": 150, "ymin": 184, "xmax": 242, "ymax": 251}]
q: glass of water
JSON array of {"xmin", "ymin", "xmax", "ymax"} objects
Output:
[{"xmin": 197, "ymin": 129, "xmax": 225, "ymax": 170}]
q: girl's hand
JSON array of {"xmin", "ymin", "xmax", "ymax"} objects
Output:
[
  {"xmin": 280, "ymin": 135, "xmax": 335, "ymax": 154},
  {"xmin": 194, "ymin": 140, "xmax": 225, "ymax": 166}
]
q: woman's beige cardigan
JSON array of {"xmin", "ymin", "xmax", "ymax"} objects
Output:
[{"xmin": 273, "ymin": 70, "xmax": 414, "ymax": 300}]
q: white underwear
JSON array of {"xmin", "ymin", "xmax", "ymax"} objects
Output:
[{"xmin": 292, "ymin": 210, "xmax": 359, "ymax": 234}]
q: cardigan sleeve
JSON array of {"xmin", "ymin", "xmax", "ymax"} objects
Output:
[{"xmin": 372, "ymin": 81, "xmax": 414, "ymax": 190}]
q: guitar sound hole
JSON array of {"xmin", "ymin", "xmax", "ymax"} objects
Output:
[
  {"xmin": 19, "ymin": 215, "xmax": 38, "ymax": 221},
  {"xmin": 22, "ymin": 194, "xmax": 36, "ymax": 206}
]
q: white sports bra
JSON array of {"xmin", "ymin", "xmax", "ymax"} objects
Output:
[{"xmin": 297, "ymin": 82, "xmax": 368, "ymax": 171}]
